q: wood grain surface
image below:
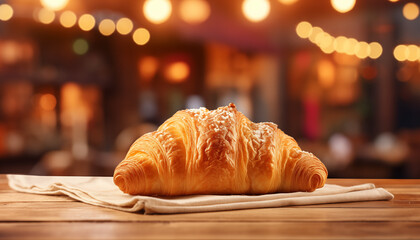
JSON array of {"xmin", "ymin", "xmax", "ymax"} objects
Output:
[{"xmin": 0, "ymin": 175, "xmax": 419, "ymax": 239}]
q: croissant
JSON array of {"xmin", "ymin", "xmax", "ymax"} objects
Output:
[{"xmin": 114, "ymin": 103, "xmax": 327, "ymax": 196}]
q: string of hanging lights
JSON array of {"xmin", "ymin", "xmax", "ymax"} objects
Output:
[{"xmin": 0, "ymin": 0, "xmax": 417, "ymax": 62}]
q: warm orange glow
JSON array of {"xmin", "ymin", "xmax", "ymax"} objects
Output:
[
  {"xmin": 98, "ymin": 19, "xmax": 115, "ymax": 36},
  {"xmin": 403, "ymin": 3, "xmax": 419, "ymax": 20},
  {"xmin": 116, "ymin": 18, "xmax": 133, "ymax": 35},
  {"xmin": 138, "ymin": 56, "xmax": 159, "ymax": 81},
  {"xmin": 61, "ymin": 83, "xmax": 82, "ymax": 111},
  {"xmin": 179, "ymin": 0, "xmax": 211, "ymax": 24},
  {"xmin": 389, "ymin": 0, "xmax": 399, "ymax": 2},
  {"xmin": 39, "ymin": 93, "xmax": 57, "ymax": 111},
  {"xmin": 242, "ymin": 0, "xmax": 270, "ymax": 22},
  {"xmin": 330, "ymin": 0, "xmax": 356, "ymax": 13},
  {"xmin": 278, "ymin": 0, "xmax": 298, "ymax": 5},
  {"xmin": 0, "ymin": 4, "xmax": 13, "ymax": 21},
  {"xmin": 317, "ymin": 59, "xmax": 335, "ymax": 88},
  {"xmin": 393, "ymin": 45, "xmax": 407, "ymax": 61},
  {"xmin": 296, "ymin": 21, "xmax": 312, "ymax": 39},
  {"xmin": 369, "ymin": 42, "xmax": 383, "ymax": 59},
  {"xmin": 37, "ymin": 8, "xmax": 55, "ymax": 24},
  {"xmin": 132, "ymin": 28, "xmax": 151, "ymax": 45},
  {"xmin": 164, "ymin": 61, "xmax": 190, "ymax": 83},
  {"xmin": 40, "ymin": 0, "xmax": 68, "ymax": 11},
  {"xmin": 78, "ymin": 14, "xmax": 95, "ymax": 31},
  {"xmin": 143, "ymin": 0, "xmax": 172, "ymax": 24},
  {"xmin": 59, "ymin": 10, "xmax": 77, "ymax": 28}
]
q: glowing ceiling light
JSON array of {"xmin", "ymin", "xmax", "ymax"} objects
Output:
[
  {"xmin": 278, "ymin": 0, "xmax": 298, "ymax": 5},
  {"xmin": 242, "ymin": 0, "xmax": 270, "ymax": 22},
  {"xmin": 40, "ymin": 0, "xmax": 69, "ymax": 11},
  {"xmin": 403, "ymin": 2, "xmax": 419, "ymax": 20},
  {"xmin": 133, "ymin": 28, "xmax": 151, "ymax": 45},
  {"xmin": 179, "ymin": 0, "xmax": 211, "ymax": 24},
  {"xmin": 369, "ymin": 42, "xmax": 383, "ymax": 59},
  {"xmin": 59, "ymin": 11, "xmax": 77, "ymax": 28},
  {"xmin": 393, "ymin": 45, "xmax": 407, "ymax": 61},
  {"xmin": 0, "ymin": 4, "xmax": 13, "ymax": 21},
  {"xmin": 38, "ymin": 8, "xmax": 55, "ymax": 24},
  {"xmin": 296, "ymin": 21, "xmax": 312, "ymax": 39},
  {"xmin": 98, "ymin": 19, "xmax": 115, "ymax": 36},
  {"xmin": 116, "ymin": 18, "xmax": 133, "ymax": 35},
  {"xmin": 143, "ymin": 0, "xmax": 172, "ymax": 24},
  {"xmin": 78, "ymin": 14, "xmax": 95, "ymax": 31},
  {"xmin": 331, "ymin": 0, "xmax": 356, "ymax": 13}
]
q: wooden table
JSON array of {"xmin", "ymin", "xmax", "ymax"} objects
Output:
[{"xmin": 1, "ymin": 175, "xmax": 419, "ymax": 240}]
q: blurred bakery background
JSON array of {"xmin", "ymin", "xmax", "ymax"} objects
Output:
[{"xmin": 0, "ymin": 0, "xmax": 419, "ymax": 178}]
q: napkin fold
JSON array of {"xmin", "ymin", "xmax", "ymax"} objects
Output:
[{"xmin": 7, "ymin": 174, "xmax": 394, "ymax": 214}]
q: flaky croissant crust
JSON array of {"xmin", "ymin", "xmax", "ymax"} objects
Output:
[{"xmin": 114, "ymin": 103, "xmax": 327, "ymax": 196}]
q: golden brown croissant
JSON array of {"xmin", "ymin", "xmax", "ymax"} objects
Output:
[{"xmin": 114, "ymin": 103, "xmax": 327, "ymax": 196}]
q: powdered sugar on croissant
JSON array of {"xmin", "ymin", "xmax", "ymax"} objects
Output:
[{"xmin": 114, "ymin": 103, "xmax": 328, "ymax": 196}]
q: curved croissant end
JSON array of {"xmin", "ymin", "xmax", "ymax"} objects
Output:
[{"xmin": 114, "ymin": 103, "xmax": 328, "ymax": 196}]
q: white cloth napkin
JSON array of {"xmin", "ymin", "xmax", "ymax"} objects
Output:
[{"xmin": 7, "ymin": 174, "xmax": 394, "ymax": 214}]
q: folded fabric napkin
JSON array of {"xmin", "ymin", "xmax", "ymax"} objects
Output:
[{"xmin": 7, "ymin": 174, "xmax": 394, "ymax": 214}]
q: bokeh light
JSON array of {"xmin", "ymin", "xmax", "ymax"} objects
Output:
[
  {"xmin": 296, "ymin": 21, "xmax": 312, "ymax": 39},
  {"xmin": 355, "ymin": 41, "xmax": 370, "ymax": 59},
  {"xmin": 333, "ymin": 36, "xmax": 347, "ymax": 53},
  {"xmin": 179, "ymin": 0, "xmax": 211, "ymax": 24},
  {"xmin": 308, "ymin": 26, "xmax": 323, "ymax": 43},
  {"xmin": 133, "ymin": 28, "xmax": 151, "ymax": 45},
  {"xmin": 138, "ymin": 56, "xmax": 159, "ymax": 81},
  {"xmin": 116, "ymin": 18, "xmax": 133, "ymax": 35},
  {"xmin": 73, "ymin": 38, "xmax": 89, "ymax": 55},
  {"xmin": 0, "ymin": 4, "xmax": 13, "ymax": 21},
  {"xmin": 406, "ymin": 44, "xmax": 419, "ymax": 61},
  {"xmin": 403, "ymin": 2, "xmax": 419, "ymax": 20},
  {"xmin": 143, "ymin": 0, "xmax": 172, "ymax": 24},
  {"xmin": 78, "ymin": 14, "xmax": 95, "ymax": 31},
  {"xmin": 242, "ymin": 0, "xmax": 271, "ymax": 22},
  {"xmin": 393, "ymin": 45, "xmax": 407, "ymax": 61},
  {"xmin": 40, "ymin": 0, "xmax": 69, "ymax": 11},
  {"xmin": 278, "ymin": 0, "xmax": 298, "ymax": 5},
  {"xmin": 164, "ymin": 61, "xmax": 190, "ymax": 83},
  {"xmin": 39, "ymin": 94, "xmax": 57, "ymax": 111},
  {"xmin": 344, "ymin": 38, "xmax": 358, "ymax": 55},
  {"xmin": 37, "ymin": 8, "xmax": 55, "ymax": 24},
  {"xmin": 98, "ymin": 19, "xmax": 115, "ymax": 36},
  {"xmin": 59, "ymin": 11, "xmax": 77, "ymax": 28},
  {"xmin": 317, "ymin": 59, "xmax": 336, "ymax": 88},
  {"xmin": 331, "ymin": 0, "xmax": 356, "ymax": 13},
  {"xmin": 369, "ymin": 42, "xmax": 383, "ymax": 59}
]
